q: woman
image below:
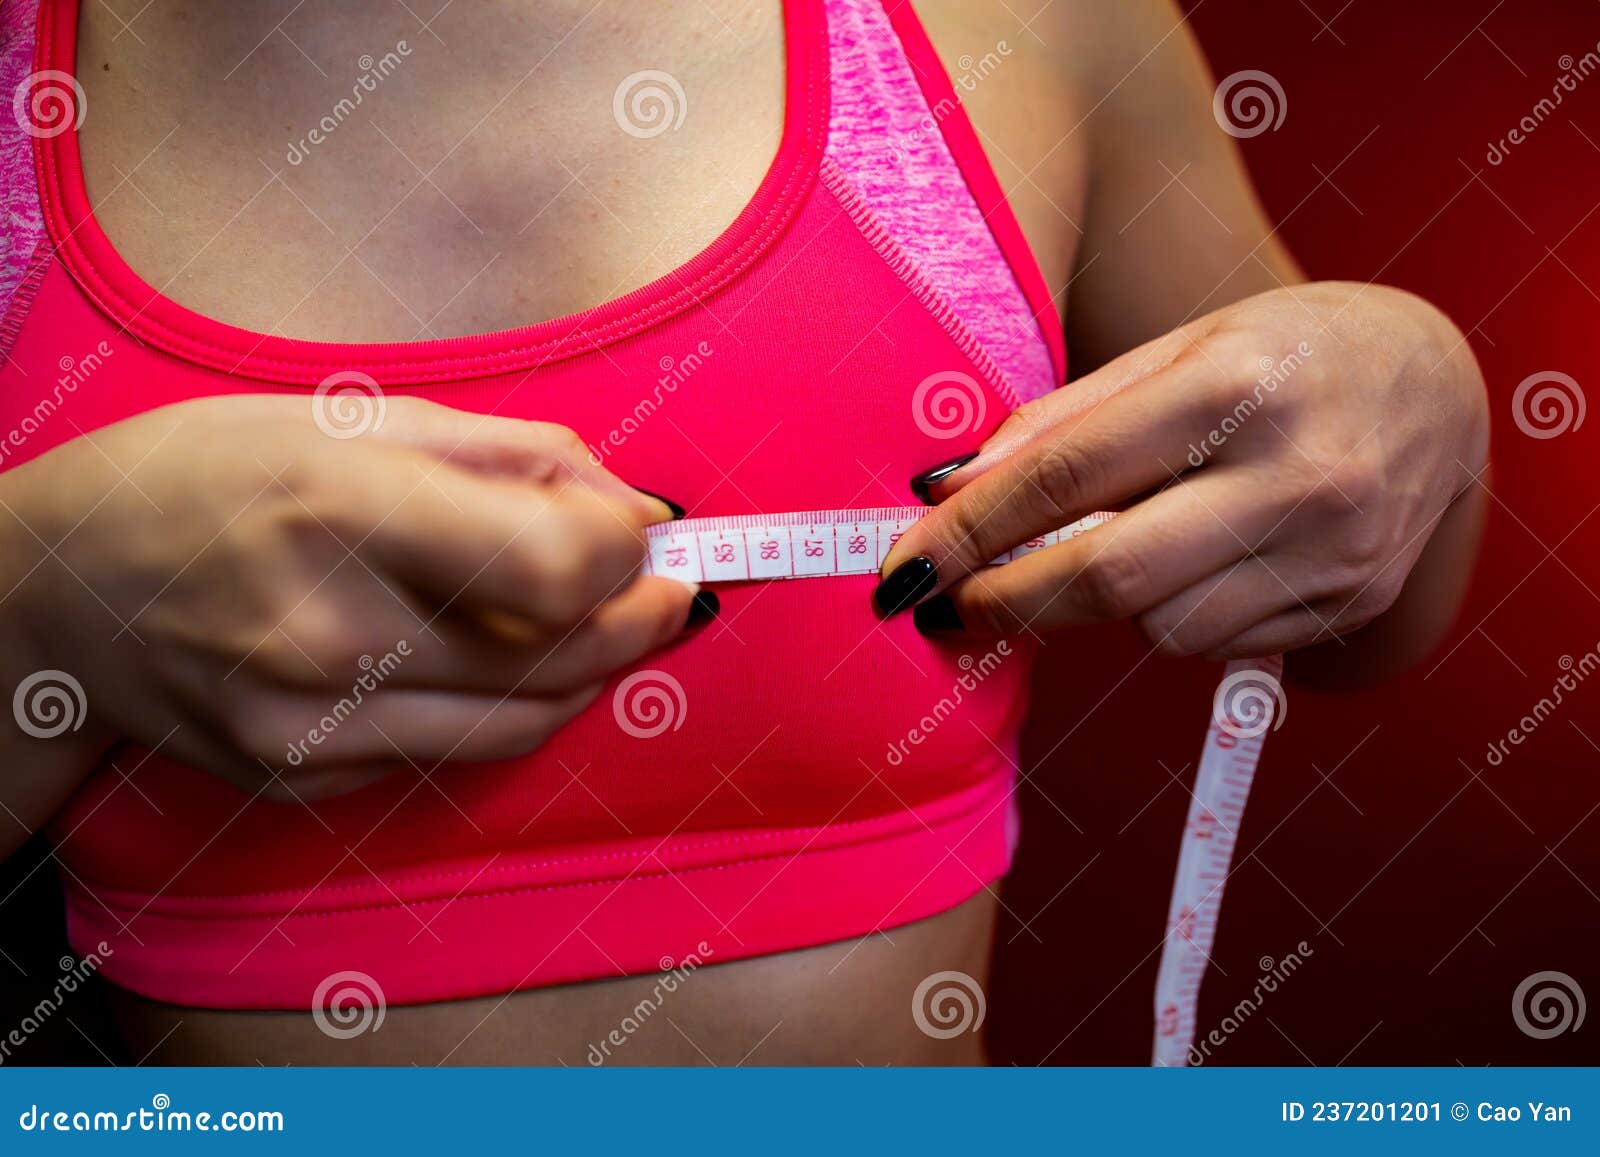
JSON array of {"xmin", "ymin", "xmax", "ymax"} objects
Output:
[{"xmin": 0, "ymin": 0, "xmax": 1487, "ymax": 1064}]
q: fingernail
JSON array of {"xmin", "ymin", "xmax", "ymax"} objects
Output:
[
  {"xmin": 873, "ymin": 557, "xmax": 939, "ymax": 617},
  {"xmin": 913, "ymin": 595, "xmax": 964, "ymax": 635},
  {"xmin": 910, "ymin": 452, "xmax": 979, "ymax": 505},
  {"xmin": 685, "ymin": 589, "xmax": 720, "ymax": 630},
  {"xmin": 636, "ymin": 489, "xmax": 687, "ymax": 520}
]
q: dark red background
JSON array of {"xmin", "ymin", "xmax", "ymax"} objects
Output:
[
  {"xmin": 992, "ymin": 0, "xmax": 1600, "ymax": 1064},
  {"xmin": 3, "ymin": 0, "xmax": 1597, "ymax": 1066}
]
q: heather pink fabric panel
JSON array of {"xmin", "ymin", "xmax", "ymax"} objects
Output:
[
  {"xmin": 1, "ymin": 0, "xmax": 47, "ymax": 334},
  {"xmin": 822, "ymin": 0, "xmax": 1055, "ymax": 403}
]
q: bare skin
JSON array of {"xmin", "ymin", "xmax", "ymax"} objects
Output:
[
  {"xmin": 7, "ymin": 0, "xmax": 1487, "ymax": 1064},
  {"xmin": 113, "ymin": 891, "xmax": 997, "ymax": 1066},
  {"xmin": 69, "ymin": 0, "xmax": 1015, "ymax": 1066}
]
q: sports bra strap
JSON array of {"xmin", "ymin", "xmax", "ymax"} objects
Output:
[{"xmin": 1, "ymin": 0, "xmax": 50, "ymax": 360}]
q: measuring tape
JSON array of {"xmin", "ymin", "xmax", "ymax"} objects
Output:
[
  {"xmin": 644, "ymin": 506, "xmax": 1283, "ymax": 1066},
  {"xmin": 642, "ymin": 504, "xmax": 1115, "ymax": 581}
]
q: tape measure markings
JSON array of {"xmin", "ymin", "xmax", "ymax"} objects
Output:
[
  {"xmin": 1153, "ymin": 653, "xmax": 1283, "ymax": 1068},
  {"xmin": 644, "ymin": 506, "xmax": 1114, "ymax": 583},
  {"xmin": 643, "ymin": 505, "xmax": 1282, "ymax": 1067}
]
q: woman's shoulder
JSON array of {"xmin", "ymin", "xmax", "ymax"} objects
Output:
[
  {"xmin": 909, "ymin": 0, "xmax": 1219, "ymax": 153},
  {"xmin": 907, "ymin": 0, "xmax": 1240, "ymax": 307},
  {"xmin": 905, "ymin": 0, "xmax": 1093, "ymax": 302}
]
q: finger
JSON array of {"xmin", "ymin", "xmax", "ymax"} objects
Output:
[
  {"xmin": 380, "ymin": 576, "xmax": 706, "ymax": 695},
  {"xmin": 1136, "ymin": 556, "xmax": 1331, "ymax": 657},
  {"xmin": 363, "ymin": 469, "xmax": 656, "ymax": 627},
  {"xmin": 259, "ymin": 683, "xmax": 606, "ymax": 770},
  {"xmin": 877, "ymin": 353, "xmax": 1226, "ymax": 614},
  {"xmin": 1206, "ymin": 602, "xmax": 1351, "ymax": 660},
  {"xmin": 370, "ymin": 398, "xmax": 676, "ymax": 523},
  {"xmin": 912, "ymin": 320, "xmax": 1225, "ymax": 504},
  {"xmin": 912, "ymin": 471, "xmax": 1283, "ymax": 634}
]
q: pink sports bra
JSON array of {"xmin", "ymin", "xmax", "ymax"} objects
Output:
[{"xmin": 0, "ymin": 0, "xmax": 1065, "ymax": 1008}]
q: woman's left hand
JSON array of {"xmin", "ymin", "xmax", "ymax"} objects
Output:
[{"xmin": 874, "ymin": 282, "xmax": 1490, "ymax": 660}]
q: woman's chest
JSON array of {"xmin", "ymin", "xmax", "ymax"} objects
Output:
[
  {"xmin": 74, "ymin": 0, "xmax": 787, "ymax": 342},
  {"xmin": 73, "ymin": 0, "xmax": 1091, "ymax": 345}
]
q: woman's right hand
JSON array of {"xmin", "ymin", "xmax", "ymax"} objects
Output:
[{"xmin": 1, "ymin": 394, "xmax": 701, "ymax": 818}]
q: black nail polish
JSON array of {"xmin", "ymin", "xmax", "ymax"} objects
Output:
[
  {"xmin": 636, "ymin": 489, "xmax": 687, "ymax": 519},
  {"xmin": 873, "ymin": 557, "xmax": 939, "ymax": 617},
  {"xmin": 909, "ymin": 452, "xmax": 979, "ymax": 505},
  {"xmin": 913, "ymin": 594, "xmax": 964, "ymax": 635},
  {"xmin": 685, "ymin": 589, "xmax": 720, "ymax": 630}
]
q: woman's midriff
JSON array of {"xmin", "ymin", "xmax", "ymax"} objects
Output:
[{"xmin": 108, "ymin": 892, "xmax": 998, "ymax": 1065}]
